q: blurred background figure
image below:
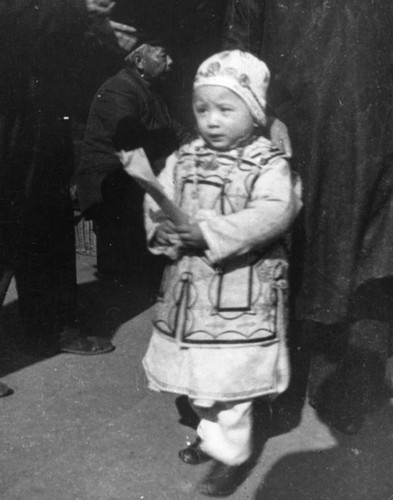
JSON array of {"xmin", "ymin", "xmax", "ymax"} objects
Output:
[
  {"xmin": 222, "ymin": 0, "xmax": 393, "ymax": 434},
  {"xmin": 0, "ymin": 0, "xmax": 130, "ymax": 357},
  {"xmin": 73, "ymin": 36, "xmax": 189, "ymax": 286}
]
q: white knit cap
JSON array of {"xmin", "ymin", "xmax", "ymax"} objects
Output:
[{"xmin": 193, "ymin": 50, "xmax": 270, "ymax": 126}]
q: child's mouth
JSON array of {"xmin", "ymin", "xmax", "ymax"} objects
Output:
[{"xmin": 208, "ymin": 135, "xmax": 225, "ymax": 142}]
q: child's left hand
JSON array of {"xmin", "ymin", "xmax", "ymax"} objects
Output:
[
  {"xmin": 176, "ymin": 223, "xmax": 208, "ymax": 250},
  {"xmin": 269, "ymin": 118, "xmax": 292, "ymax": 158}
]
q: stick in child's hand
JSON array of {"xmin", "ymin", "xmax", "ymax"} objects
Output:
[{"xmin": 118, "ymin": 148, "xmax": 189, "ymax": 226}]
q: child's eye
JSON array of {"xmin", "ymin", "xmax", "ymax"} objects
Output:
[
  {"xmin": 195, "ymin": 106, "xmax": 207, "ymax": 114},
  {"xmin": 220, "ymin": 107, "xmax": 233, "ymax": 113}
]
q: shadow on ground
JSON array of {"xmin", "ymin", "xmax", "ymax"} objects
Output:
[
  {"xmin": 254, "ymin": 405, "xmax": 393, "ymax": 500},
  {"xmin": 0, "ymin": 267, "xmax": 161, "ymax": 378}
]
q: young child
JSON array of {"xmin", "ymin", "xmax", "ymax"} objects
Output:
[{"xmin": 142, "ymin": 50, "xmax": 302, "ymax": 496}]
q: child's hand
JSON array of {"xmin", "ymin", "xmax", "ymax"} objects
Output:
[
  {"xmin": 269, "ymin": 118, "xmax": 292, "ymax": 158},
  {"xmin": 176, "ymin": 223, "xmax": 208, "ymax": 250},
  {"xmin": 155, "ymin": 219, "xmax": 178, "ymax": 246}
]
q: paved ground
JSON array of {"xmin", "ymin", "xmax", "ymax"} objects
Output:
[{"xmin": 1, "ymin": 255, "xmax": 393, "ymax": 500}]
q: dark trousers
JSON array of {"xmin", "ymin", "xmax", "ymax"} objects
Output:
[
  {"xmin": 339, "ymin": 319, "xmax": 390, "ymax": 419},
  {"xmin": 299, "ymin": 279, "xmax": 393, "ymax": 425},
  {"xmin": 274, "ymin": 308, "xmax": 391, "ymax": 431},
  {"xmin": 96, "ymin": 171, "xmax": 164, "ymax": 286},
  {"xmin": 0, "ymin": 113, "xmax": 78, "ymax": 349},
  {"xmin": 0, "ymin": 197, "xmax": 77, "ymax": 348}
]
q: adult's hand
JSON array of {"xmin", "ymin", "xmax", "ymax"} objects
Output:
[
  {"xmin": 110, "ymin": 21, "xmax": 137, "ymax": 53},
  {"xmin": 86, "ymin": 0, "xmax": 115, "ymax": 17},
  {"xmin": 269, "ymin": 118, "xmax": 292, "ymax": 158}
]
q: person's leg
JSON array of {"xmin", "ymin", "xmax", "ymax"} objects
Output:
[
  {"xmin": 0, "ymin": 267, "xmax": 13, "ymax": 309},
  {"xmin": 333, "ymin": 318, "xmax": 390, "ymax": 433},
  {"xmin": 328, "ymin": 279, "xmax": 393, "ymax": 433},
  {"xmin": 15, "ymin": 163, "xmax": 114, "ymax": 356},
  {"xmin": 0, "ymin": 228, "xmax": 14, "ymax": 397},
  {"xmin": 271, "ymin": 319, "xmax": 314, "ymax": 434},
  {"xmin": 191, "ymin": 399, "xmax": 270, "ymax": 497},
  {"xmin": 191, "ymin": 399, "xmax": 253, "ymax": 466},
  {"xmin": 0, "ymin": 219, "xmax": 17, "ymax": 307},
  {"xmin": 14, "ymin": 189, "xmax": 78, "ymax": 355}
]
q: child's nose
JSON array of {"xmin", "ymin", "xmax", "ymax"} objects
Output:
[{"xmin": 207, "ymin": 111, "xmax": 219, "ymax": 127}]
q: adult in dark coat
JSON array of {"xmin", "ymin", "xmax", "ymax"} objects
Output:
[
  {"xmin": 74, "ymin": 40, "xmax": 189, "ymax": 283},
  {"xmin": 223, "ymin": 0, "xmax": 393, "ymax": 433},
  {"xmin": 0, "ymin": 0, "xmax": 118, "ymax": 357}
]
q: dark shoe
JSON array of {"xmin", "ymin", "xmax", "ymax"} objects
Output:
[
  {"xmin": 176, "ymin": 395, "xmax": 200, "ymax": 429},
  {"xmin": 198, "ymin": 459, "xmax": 252, "ymax": 497},
  {"xmin": 179, "ymin": 439, "xmax": 211, "ymax": 465},
  {"xmin": 59, "ymin": 327, "xmax": 115, "ymax": 355},
  {"xmin": 253, "ymin": 399, "xmax": 274, "ymax": 438},
  {"xmin": 60, "ymin": 336, "xmax": 115, "ymax": 355},
  {"xmin": 0, "ymin": 382, "xmax": 13, "ymax": 397}
]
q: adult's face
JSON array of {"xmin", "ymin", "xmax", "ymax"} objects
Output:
[{"xmin": 141, "ymin": 45, "xmax": 173, "ymax": 82}]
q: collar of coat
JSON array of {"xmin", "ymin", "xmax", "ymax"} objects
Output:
[{"xmin": 176, "ymin": 135, "xmax": 286, "ymax": 169}]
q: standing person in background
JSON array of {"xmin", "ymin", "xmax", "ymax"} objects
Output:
[
  {"xmin": 74, "ymin": 37, "xmax": 189, "ymax": 284},
  {"xmin": 0, "ymin": 0, "xmax": 122, "ymax": 357},
  {"xmin": 223, "ymin": 0, "xmax": 393, "ymax": 434}
]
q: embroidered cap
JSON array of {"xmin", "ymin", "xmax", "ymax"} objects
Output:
[{"xmin": 193, "ymin": 50, "xmax": 270, "ymax": 126}]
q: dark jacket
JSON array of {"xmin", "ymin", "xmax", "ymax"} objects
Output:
[
  {"xmin": 0, "ymin": 0, "xmax": 88, "ymax": 216},
  {"xmin": 74, "ymin": 67, "xmax": 187, "ymax": 216},
  {"xmin": 0, "ymin": 0, "xmax": 89, "ymax": 325},
  {"xmin": 223, "ymin": 0, "xmax": 393, "ymax": 323}
]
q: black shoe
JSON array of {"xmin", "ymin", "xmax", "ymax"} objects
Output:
[
  {"xmin": 59, "ymin": 327, "xmax": 115, "ymax": 355},
  {"xmin": 198, "ymin": 459, "xmax": 252, "ymax": 497},
  {"xmin": 253, "ymin": 399, "xmax": 274, "ymax": 437},
  {"xmin": 176, "ymin": 395, "xmax": 200, "ymax": 429},
  {"xmin": 179, "ymin": 439, "xmax": 211, "ymax": 465}
]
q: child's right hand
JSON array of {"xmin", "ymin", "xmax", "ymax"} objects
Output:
[
  {"xmin": 155, "ymin": 219, "xmax": 178, "ymax": 246},
  {"xmin": 176, "ymin": 222, "xmax": 208, "ymax": 250}
]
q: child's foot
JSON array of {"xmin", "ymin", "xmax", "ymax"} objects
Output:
[
  {"xmin": 197, "ymin": 459, "xmax": 252, "ymax": 497},
  {"xmin": 178, "ymin": 438, "xmax": 211, "ymax": 465}
]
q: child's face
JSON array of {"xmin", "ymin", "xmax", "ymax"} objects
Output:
[{"xmin": 193, "ymin": 86, "xmax": 255, "ymax": 151}]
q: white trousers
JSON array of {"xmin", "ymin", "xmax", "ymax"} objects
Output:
[{"xmin": 190, "ymin": 399, "xmax": 253, "ymax": 466}]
